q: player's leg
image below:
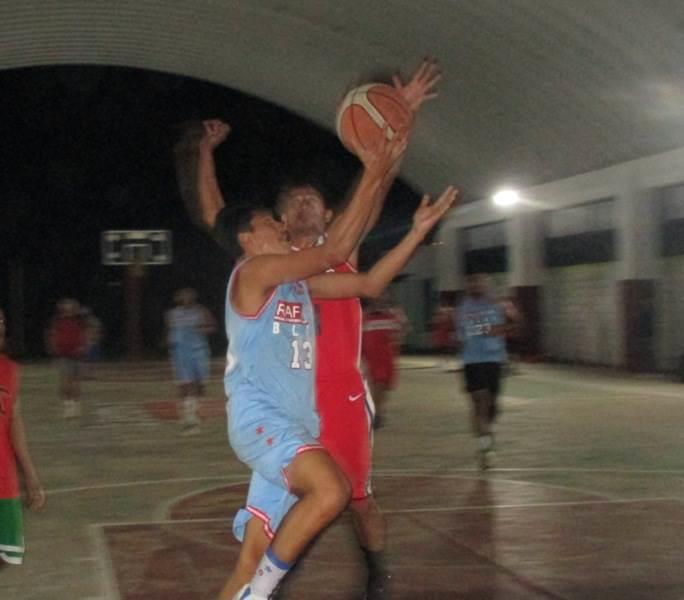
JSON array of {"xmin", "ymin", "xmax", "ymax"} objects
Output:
[
  {"xmin": 272, "ymin": 449, "xmax": 350, "ymax": 561},
  {"xmin": 181, "ymin": 352, "xmax": 205, "ymax": 434},
  {"xmin": 350, "ymin": 496, "xmax": 391, "ymax": 599},
  {"xmin": 59, "ymin": 360, "xmax": 79, "ymax": 418},
  {"xmin": 71, "ymin": 360, "xmax": 82, "ymax": 416},
  {"xmin": 186, "ymin": 346, "xmax": 210, "ymax": 431},
  {"xmin": 322, "ymin": 379, "xmax": 390, "ymax": 598},
  {"xmin": 172, "ymin": 347, "xmax": 198, "ymax": 433},
  {"xmin": 240, "ymin": 450, "xmax": 350, "ymax": 599},
  {"xmin": 218, "ymin": 517, "xmax": 270, "ymax": 600},
  {"xmin": 465, "ymin": 364, "xmax": 495, "ymax": 469}
]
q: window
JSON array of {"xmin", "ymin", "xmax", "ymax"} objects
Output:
[{"xmin": 544, "ymin": 198, "xmax": 615, "ymax": 266}]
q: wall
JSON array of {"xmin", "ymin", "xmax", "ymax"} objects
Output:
[{"xmin": 398, "ymin": 145, "xmax": 684, "ymax": 368}]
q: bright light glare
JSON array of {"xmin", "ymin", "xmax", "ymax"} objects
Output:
[{"xmin": 492, "ymin": 189, "xmax": 520, "ymax": 207}]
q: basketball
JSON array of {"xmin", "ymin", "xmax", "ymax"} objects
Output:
[{"xmin": 336, "ymin": 83, "xmax": 413, "ymax": 155}]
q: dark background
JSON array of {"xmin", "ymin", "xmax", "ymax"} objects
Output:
[{"xmin": 0, "ymin": 66, "xmax": 421, "ymax": 357}]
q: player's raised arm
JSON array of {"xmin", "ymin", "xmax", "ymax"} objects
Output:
[
  {"xmin": 308, "ymin": 186, "xmax": 458, "ymax": 300},
  {"xmin": 233, "ymin": 133, "xmax": 409, "ymax": 316},
  {"xmin": 341, "ymin": 59, "xmax": 443, "ymax": 264},
  {"xmin": 174, "ymin": 119, "xmax": 231, "ymax": 230}
]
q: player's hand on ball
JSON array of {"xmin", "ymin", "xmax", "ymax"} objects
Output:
[
  {"xmin": 356, "ymin": 123, "xmax": 410, "ymax": 173},
  {"xmin": 393, "ymin": 58, "xmax": 442, "ymax": 113},
  {"xmin": 411, "ymin": 186, "xmax": 459, "ymax": 237},
  {"xmin": 200, "ymin": 119, "xmax": 231, "ymax": 150}
]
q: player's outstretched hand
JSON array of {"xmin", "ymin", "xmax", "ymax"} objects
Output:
[
  {"xmin": 411, "ymin": 186, "xmax": 459, "ymax": 238},
  {"xmin": 393, "ymin": 58, "xmax": 442, "ymax": 113},
  {"xmin": 200, "ymin": 119, "xmax": 231, "ymax": 151}
]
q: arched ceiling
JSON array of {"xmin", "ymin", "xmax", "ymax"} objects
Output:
[{"xmin": 2, "ymin": 1, "xmax": 684, "ymax": 201}]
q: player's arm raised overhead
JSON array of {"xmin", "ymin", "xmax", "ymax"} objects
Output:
[
  {"xmin": 174, "ymin": 119, "xmax": 231, "ymax": 231},
  {"xmin": 339, "ymin": 58, "xmax": 444, "ymax": 266},
  {"xmin": 233, "ymin": 132, "xmax": 409, "ymax": 315},
  {"xmin": 308, "ymin": 186, "xmax": 458, "ymax": 300}
]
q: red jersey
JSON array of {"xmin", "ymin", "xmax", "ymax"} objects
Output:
[
  {"xmin": 313, "ymin": 262, "xmax": 362, "ymax": 380},
  {"xmin": 362, "ymin": 309, "xmax": 403, "ymax": 355},
  {"xmin": 0, "ymin": 355, "xmax": 19, "ymax": 499},
  {"xmin": 51, "ymin": 316, "xmax": 85, "ymax": 358}
]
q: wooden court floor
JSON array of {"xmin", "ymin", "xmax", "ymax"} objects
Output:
[{"xmin": 3, "ymin": 358, "xmax": 683, "ymax": 599}]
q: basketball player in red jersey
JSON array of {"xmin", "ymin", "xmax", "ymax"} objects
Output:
[
  {"xmin": 362, "ymin": 295, "xmax": 408, "ymax": 429},
  {"xmin": 0, "ymin": 308, "xmax": 45, "ymax": 567},
  {"xmin": 175, "ymin": 59, "xmax": 441, "ymax": 599}
]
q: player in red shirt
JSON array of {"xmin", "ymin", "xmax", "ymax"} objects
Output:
[
  {"xmin": 430, "ymin": 299, "xmax": 456, "ymax": 371},
  {"xmin": 46, "ymin": 298, "xmax": 87, "ymax": 418},
  {"xmin": 0, "ymin": 307, "xmax": 45, "ymax": 566},
  {"xmin": 362, "ymin": 295, "xmax": 408, "ymax": 429},
  {"xmin": 175, "ymin": 59, "xmax": 441, "ymax": 600}
]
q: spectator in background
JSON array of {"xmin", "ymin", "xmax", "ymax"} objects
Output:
[
  {"xmin": 46, "ymin": 298, "xmax": 86, "ymax": 419},
  {"xmin": 0, "ymin": 307, "xmax": 45, "ymax": 566},
  {"xmin": 362, "ymin": 294, "xmax": 408, "ymax": 429}
]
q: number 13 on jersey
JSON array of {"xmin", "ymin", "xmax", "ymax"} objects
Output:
[{"xmin": 291, "ymin": 339, "xmax": 313, "ymax": 370}]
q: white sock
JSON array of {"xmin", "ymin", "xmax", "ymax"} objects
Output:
[
  {"xmin": 183, "ymin": 397, "xmax": 198, "ymax": 424},
  {"xmin": 250, "ymin": 546, "xmax": 292, "ymax": 598},
  {"xmin": 478, "ymin": 434, "xmax": 493, "ymax": 452}
]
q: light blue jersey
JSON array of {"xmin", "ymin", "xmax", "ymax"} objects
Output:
[
  {"xmin": 167, "ymin": 306, "xmax": 211, "ymax": 383},
  {"xmin": 224, "ymin": 260, "xmax": 321, "ymax": 488},
  {"xmin": 457, "ymin": 296, "xmax": 507, "ymax": 364},
  {"xmin": 168, "ymin": 306, "xmax": 210, "ymax": 350}
]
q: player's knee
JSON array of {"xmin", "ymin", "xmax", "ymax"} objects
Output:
[{"xmin": 314, "ymin": 471, "xmax": 351, "ymax": 520}]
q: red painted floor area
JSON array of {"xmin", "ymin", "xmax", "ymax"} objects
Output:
[{"xmin": 102, "ymin": 476, "xmax": 684, "ymax": 599}]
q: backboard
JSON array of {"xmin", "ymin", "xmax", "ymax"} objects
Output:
[{"xmin": 101, "ymin": 230, "xmax": 172, "ymax": 266}]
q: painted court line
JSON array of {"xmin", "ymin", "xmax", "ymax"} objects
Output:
[
  {"xmin": 96, "ymin": 516, "xmax": 234, "ymax": 528},
  {"xmin": 385, "ymin": 496, "xmax": 679, "ymax": 514},
  {"xmin": 373, "ymin": 470, "xmax": 616, "ymax": 500},
  {"xmin": 45, "ymin": 465, "xmax": 683, "ymax": 498},
  {"xmin": 93, "ymin": 496, "xmax": 678, "ymax": 529},
  {"xmin": 154, "ymin": 482, "xmax": 239, "ymax": 522},
  {"xmin": 90, "ymin": 525, "xmax": 122, "ymax": 600},
  {"xmin": 46, "ymin": 474, "xmax": 249, "ymax": 496},
  {"xmin": 409, "ymin": 514, "xmax": 569, "ymax": 600}
]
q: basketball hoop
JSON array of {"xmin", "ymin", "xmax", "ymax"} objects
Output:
[
  {"xmin": 101, "ymin": 230, "xmax": 172, "ymax": 266},
  {"xmin": 101, "ymin": 230, "xmax": 172, "ymax": 359}
]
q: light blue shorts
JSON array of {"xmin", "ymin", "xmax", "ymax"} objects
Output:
[
  {"xmin": 171, "ymin": 345, "xmax": 209, "ymax": 384},
  {"xmin": 233, "ymin": 472, "xmax": 298, "ymax": 542},
  {"xmin": 227, "ymin": 393, "xmax": 321, "ymax": 487}
]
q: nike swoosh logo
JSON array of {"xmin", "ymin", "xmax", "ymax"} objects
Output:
[{"xmin": 348, "ymin": 392, "xmax": 364, "ymax": 402}]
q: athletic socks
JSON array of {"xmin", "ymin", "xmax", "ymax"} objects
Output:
[{"xmin": 250, "ymin": 546, "xmax": 292, "ymax": 598}]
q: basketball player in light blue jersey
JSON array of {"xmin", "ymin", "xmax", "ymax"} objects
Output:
[
  {"xmin": 220, "ymin": 140, "xmax": 457, "ymax": 599},
  {"xmin": 165, "ymin": 288, "xmax": 216, "ymax": 434},
  {"xmin": 456, "ymin": 273, "xmax": 519, "ymax": 469}
]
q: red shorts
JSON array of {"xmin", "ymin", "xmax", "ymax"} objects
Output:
[
  {"xmin": 364, "ymin": 351, "xmax": 396, "ymax": 388},
  {"xmin": 317, "ymin": 372, "xmax": 373, "ymax": 501}
]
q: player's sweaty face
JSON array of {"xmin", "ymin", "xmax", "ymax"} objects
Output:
[{"xmin": 281, "ymin": 186, "xmax": 327, "ymax": 235}]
